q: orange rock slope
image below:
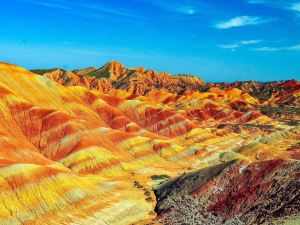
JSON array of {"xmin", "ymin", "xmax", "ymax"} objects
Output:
[{"xmin": 0, "ymin": 62, "xmax": 299, "ymax": 224}]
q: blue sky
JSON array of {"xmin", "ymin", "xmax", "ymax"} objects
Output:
[{"xmin": 0, "ymin": 0, "xmax": 299, "ymax": 82}]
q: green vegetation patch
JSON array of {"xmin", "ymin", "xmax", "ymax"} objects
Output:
[
  {"xmin": 151, "ymin": 174, "xmax": 170, "ymax": 180},
  {"xmin": 31, "ymin": 69, "xmax": 57, "ymax": 75},
  {"xmin": 254, "ymin": 105, "xmax": 300, "ymax": 114}
]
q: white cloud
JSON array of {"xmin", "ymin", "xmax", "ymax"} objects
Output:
[
  {"xmin": 175, "ymin": 6, "xmax": 197, "ymax": 15},
  {"xmin": 136, "ymin": 0, "xmax": 202, "ymax": 15},
  {"xmin": 186, "ymin": 9, "xmax": 196, "ymax": 15},
  {"xmin": 288, "ymin": 44, "xmax": 300, "ymax": 50},
  {"xmin": 253, "ymin": 46, "xmax": 281, "ymax": 51},
  {"xmin": 248, "ymin": 0, "xmax": 300, "ymax": 13},
  {"xmin": 248, "ymin": 0, "xmax": 266, "ymax": 4},
  {"xmin": 219, "ymin": 39, "xmax": 262, "ymax": 50},
  {"xmin": 215, "ymin": 16, "xmax": 271, "ymax": 29},
  {"xmin": 17, "ymin": 0, "xmax": 70, "ymax": 10},
  {"xmin": 291, "ymin": 2, "xmax": 300, "ymax": 12},
  {"xmin": 240, "ymin": 39, "xmax": 262, "ymax": 45},
  {"xmin": 219, "ymin": 44, "xmax": 239, "ymax": 49},
  {"xmin": 16, "ymin": 0, "xmax": 145, "ymax": 20},
  {"xmin": 253, "ymin": 44, "xmax": 300, "ymax": 51}
]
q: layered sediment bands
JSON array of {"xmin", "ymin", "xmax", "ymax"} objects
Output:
[
  {"xmin": 154, "ymin": 160, "xmax": 237, "ymax": 213},
  {"xmin": 33, "ymin": 62, "xmax": 300, "ymax": 124},
  {"xmin": 155, "ymin": 159, "xmax": 300, "ymax": 224},
  {"xmin": 33, "ymin": 62, "xmax": 299, "ymax": 108},
  {"xmin": 35, "ymin": 63, "xmax": 300, "ymax": 127},
  {"xmin": 208, "ymin": 160, "xmax": 300, "ymax": 224},
  {"xmin": 212, "ymin": 79, "xmax": 300, "ymax": 104},
  {"xmin": 155, "ymin": 125, "xmax": 300, "ymax": 223},
  {"xmin": 212, "ymin": 80, "xmax": 300, "ymax": 123},
  {"xmin": 0, "ymin": 62, "xmax": 299, "ymax": 224}
]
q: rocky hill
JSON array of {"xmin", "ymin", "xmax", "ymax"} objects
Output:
[
  {"xmin": 0, "ymin": 62, "xmax": 298, "ymax": 224},
  {"xmin": 32, "ymin": 61, "xmax": 205, "ymax": 95}
]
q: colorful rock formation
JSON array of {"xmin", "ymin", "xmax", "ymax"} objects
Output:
[{"xmin": 0, "ymin": 62, "xmax": 298, "ymax": 224}]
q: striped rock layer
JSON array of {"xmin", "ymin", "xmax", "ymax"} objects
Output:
[{"xmin": 0, "ymin": 62, "xmax": 299, "ymax": 224}]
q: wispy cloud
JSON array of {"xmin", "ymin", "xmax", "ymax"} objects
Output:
[
  {"xmin": 248, "ymin": 0, "xmax": 300, "ymax": 13},
  {"xmin": 253, "ymin": 46, "xmax": 281, "ymax": 52},
  {"xmin": 247, "ymin": 0, "xmax": 300, "ymax": 25},
  {"xmin": 219, "ymin": 44, "xmax": 239, "ymax": 49},
  {"xmin": 248, "ymin": 0, "xmax": 266, "ymax": 3},
  {"xmin": 215, "ymin": 16, "xmax": 272, "ymax": 29},
  {"xmin": 253, "ymin": 44, "xmax": 300, "ymax": 51},
  {"xmin": 291, "ymin": 2, "xmax": 300, "ymax": 12},
  {"xmin": 17, "ymin": 0, "xmax": 71, "ymax": 10},
  {"xmin": 15, "ymin": 0, "xmax": 146, "ymax": 20},
  {"xmin": 288, "ymin": 44, "xmax": 300, "ymax": 50},
  {"xmin": 240, "ymin": 39, "xmax": 262, "ymax": 45},
  {"xmin": 136, "ymin": 0, "xmax": 211, "ymax": 15},
  {"xmin": 219, "ymin": 39, "xmax": 262, "ymax": 50},
  {"xmin": 247, "ymin": 0, "xmax": 286, "ymax": 6}
]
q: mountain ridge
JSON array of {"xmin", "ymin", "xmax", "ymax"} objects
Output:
[
  {"xmin": 31, "ymin": 61, "xmax": 300, "ymax": 122},
  {"xmin": 31, "ymin": 61, "xmax": 205, "ymax": 95}
]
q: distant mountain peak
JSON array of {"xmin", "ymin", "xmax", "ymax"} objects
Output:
[
  {"xmin": 30, "ymin": 60, "xmax": 205, "ymax": 95},
  {"xmin": 99, "ymin": 61, "xmax": 127, "ymax": 81}
]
